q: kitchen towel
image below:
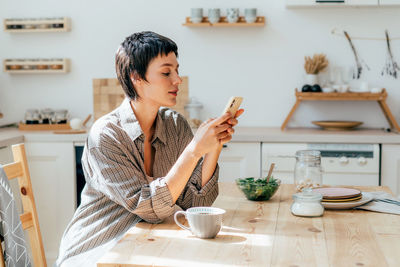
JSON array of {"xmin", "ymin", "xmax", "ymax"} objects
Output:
[
  {"xmin": 0, "ymin": 165, "xmax": 31, "ymax": 267},
  {"xmin": 355, "ymin": 191, "xmax": 400, "ymax": 215}
]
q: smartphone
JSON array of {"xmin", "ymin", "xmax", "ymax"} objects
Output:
[{"xmin": 222, "ymin": 96, "xmax": 243, "ymax": 117}]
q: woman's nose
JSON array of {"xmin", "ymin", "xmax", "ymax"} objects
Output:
[{"xmin": 173, "ymin": 74, "xmax": 182, "ymax": 85}]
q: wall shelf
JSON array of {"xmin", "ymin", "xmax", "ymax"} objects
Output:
[
  {"xmin": 281, "ymin": 89, "xmax": 400, "ymax": 132},
  {"xmin": 183, "ymin": 16, "xmax": 265, "ymax": 27},
  {"xmin": 286, "ymin": 0, "xmax": 379, "ymax": 8},
  {"xmin": 3, "ymin": 58, "xmax": 70, "ymax": 74},
  {"xmin": 3, "ymin": 17, "xmax": 71, "ymax": 33}
]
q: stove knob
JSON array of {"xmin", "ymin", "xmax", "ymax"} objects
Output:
[
  {"xmin": 358, "ymin": 156, "xmax": 367, "ymax": 166},
  {"xmin": 339, "ymin": 156, "xmax": 349, "ymax": 165}
]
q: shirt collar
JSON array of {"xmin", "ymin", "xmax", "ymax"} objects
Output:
[{"xmin": 118, "ymin": 98, "xmax": 166, "ymax": 144}]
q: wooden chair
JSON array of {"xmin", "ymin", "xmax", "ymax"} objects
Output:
[{"xmin": 0, "ymin": 143, "xmax": 46, "ymax": 267}]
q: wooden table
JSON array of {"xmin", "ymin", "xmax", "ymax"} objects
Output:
[{"xmin": 97, "ymin": 183, "xmax": 400, "ymax": 267}]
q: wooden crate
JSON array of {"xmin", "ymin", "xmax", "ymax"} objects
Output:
[{"xmin": 93, "ymin": 77, "xmax": 189, "ymax": 121}]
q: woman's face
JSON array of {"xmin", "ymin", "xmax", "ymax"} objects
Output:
[{"xmin": 134, "ymin": 52, "xmax": 182, "ymax": 108}]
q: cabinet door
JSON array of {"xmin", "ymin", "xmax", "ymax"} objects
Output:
[
  {"xmin": 218, "ymin": 142, "xmax": 261, "ymax": 182},
  {"xmin": 25, "ymin": 142, "xmax": 76, "ymax": 265},
  {"xmin": 381, "ymin": 144, "xmax": 400, "ymax": 197},
  {"xmin": 379, "ymin": 0, "xmax": 400, "ymax": 5}
]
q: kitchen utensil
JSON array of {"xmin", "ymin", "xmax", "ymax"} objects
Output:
[
  {"xmin": 82, "ymin": 114, "xmax": 92, "ymax": 127},
  {"xmin": 312, "ymin": 120, "xmax": 363, "ymax": 130},
  {"xmin": 312, "ymin": 187, "xmax": 361, "ymax": 199},
  {"xmin": 266, "ymin": 163, "xmax": 275, "ymax": 183},
  {"xmin": 236, "ymin": 177, "xmax": 281, "ymax": 201},
  {"xmin": 174, "ymin": 207, "xmax": 225, "ymax": 239},
  {"xmin": 294, "ymin": 150, "xmax": 322, "ymax": 192},
  {"xmin": 321, "ymin": 193, "xmax": 373, "ymax": 209}
]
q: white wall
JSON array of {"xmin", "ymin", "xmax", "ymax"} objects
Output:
[{"xmin": 1, "ymin": 0, "xmax": 400, "ymax": 128}]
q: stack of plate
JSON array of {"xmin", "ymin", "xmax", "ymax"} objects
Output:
[{"xmin": 313, "ymin": 187, "xmax": 373, "ymax": 209}]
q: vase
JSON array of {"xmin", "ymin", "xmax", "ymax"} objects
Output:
[{"xmin": 305, "ymin": 74, "xmax": 318, "ymax": 85}]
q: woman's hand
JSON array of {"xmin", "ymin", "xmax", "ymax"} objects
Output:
[
  {"xmin": 188, "ymin": 113, "xmax": 232, "ymax": 157},
  {"xmin": 188, "ymin": 109, "xmax": 245, "ymax": 157},
  {"xmin": 218, "ymin": 109, "xmax": 245, "ymax": 145}
]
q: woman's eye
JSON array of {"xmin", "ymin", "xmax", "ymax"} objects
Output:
[{"xmin": 162, "ymin": 72, "xmax": 170, "ymax": 77}]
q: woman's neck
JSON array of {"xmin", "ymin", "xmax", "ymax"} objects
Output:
[{"xmin": 130, "ymin": 99, "xmax": 158, "ymax": 136}]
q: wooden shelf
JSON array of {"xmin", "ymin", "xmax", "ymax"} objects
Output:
[
  {"xmin": 4, "ymin": 58, "xmax": 70, "ymax": 74},
  {"xmin": 281, "ymin": 88, "xmax": 400, "ymax": 132},
  {"xmin": 183, "ymin": 16, "xmax": 265, "ymax": 27},
  {"xmin": 4, "ymin": 17, "xmax": 71, "ymax": 33},
  {"xmin": 18, "ymin": 122, "xmax": 71, "ymax": 131}
]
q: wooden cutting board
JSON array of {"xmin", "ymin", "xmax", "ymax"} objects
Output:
[{"xmin": 93, "ymin": 77, "xmax": 189, "ymax": 121}]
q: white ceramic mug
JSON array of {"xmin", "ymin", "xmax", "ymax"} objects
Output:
[
  {"xmin": 174, "ymin": 207, "xmax": 225, "ymax": 239},
  {"xmin": 208, "ymin": 8, "xmax": 221, "ymax": 24},
  {"xmin": 227, "ymin": 8, "xmax": 239, "ymax": 23},
  {"xmin": 191, "ymin": 8, "xmax": 203, "ymax": 23},
  {"xmin": 244, "ymin": 8, "xmax": 257, "ymax": 23}
]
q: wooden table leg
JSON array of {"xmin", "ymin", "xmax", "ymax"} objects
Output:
[
  {"xmin": 281, "ymin": 99, "xmax": 301, "ymax": 131},
  {"xmin": 378, "ymin": 100, "xmax": 400, "ymax": 132}
]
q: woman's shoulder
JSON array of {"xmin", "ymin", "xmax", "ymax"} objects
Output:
[
  {"xmin": 87, "ymin": 112, "xmax": 122, "ymax": 148},
  {"xmin": 158, "ymin": 107, "xmax": 188, "ymax": 128}
]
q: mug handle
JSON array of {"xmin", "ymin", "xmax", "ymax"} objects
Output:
[{"xmin": 174, "ymin": 211, "xmax": 190, "ymax": 231}]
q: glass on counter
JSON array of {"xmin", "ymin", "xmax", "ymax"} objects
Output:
[
  {"xmin": 291, "ymin": 190, "xmax": 324, "ymax": 217},
  {"xmin": 54, "ymin": 109, "xmax": 68, "ymax": 124},
  {"xmin": 294, "ymin": 150, "xmax": 323, "ymax": 192},
  {"xmin": 25, "ymin": 109, "xmax": 40, "ymax": 124}
]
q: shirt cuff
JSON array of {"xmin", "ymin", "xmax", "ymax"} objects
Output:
[{"xmin": 189, "ymin": 163, "xmax": 219, "ymax": 196}]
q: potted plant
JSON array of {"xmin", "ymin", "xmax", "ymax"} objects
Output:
[{"xmin": 304, "ymin": 53, "xmax": 329, "ymax": 85}]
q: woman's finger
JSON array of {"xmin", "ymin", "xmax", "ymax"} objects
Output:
[
  {"xmin": 219, "ymin": 135, "xmax": 232, "ymax": 145},
  {"xmin": 215, "ymin": 123, "xmax": 231, "ymax": 134},
  {"xmin": 211, "ymin": 112, "xmax": 231, "ymax": 126},
  {"xmin": 217, "ymin": 130, "xmax": 231, "ymax": 140},
  {"xmin": 234, "ymin": 109, "xmax": 245, "ymax": 119}
]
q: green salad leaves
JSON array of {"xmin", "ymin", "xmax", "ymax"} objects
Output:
[{"xmin": 236, "ymin": 177, "xmax": 280, "ymax": 201}]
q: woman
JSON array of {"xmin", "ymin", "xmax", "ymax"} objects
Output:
[{"xmin": 56, "ymin": 31, "xmax": 244, "ymax": 266}]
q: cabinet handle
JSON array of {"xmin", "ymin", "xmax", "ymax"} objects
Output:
[
  {"xmin": 222, "ymin": 144, "xmax": 228, "ymax": 148},
  {"xmin": 0, "ymin": 146, "xmax": 7, "ymax": 150}
]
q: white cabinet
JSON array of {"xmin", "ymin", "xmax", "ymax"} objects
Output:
[
  {"xmin": 381, "ymin": 144, "xmax": 400, "ymax": 197},
  {"xmin": 25, "ymin": 142, "xmax": 76, "ymax": 265},
  {"xmin": 286, "ymin": 0, "xmax": 378, "ymax": 7},
  {"xmin": 379, "ymin": 0, "xmax": 400, "ymax": 5},
  {"xmin": 218, "ymin": 142, "xmax": 261, "ymax": 182}
]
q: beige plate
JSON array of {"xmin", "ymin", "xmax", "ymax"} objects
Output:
[
  {"xmin": 322, "ymin": 193, "xmax": 373, "ymax": 209},
  {"xmin": 312, "ymin": 120, "xmax": 363, "ymax": 130}
]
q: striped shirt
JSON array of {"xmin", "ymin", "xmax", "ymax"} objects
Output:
[{"xmin": 56, "ymin": 98, "xmax": 219, "ymax": 265}]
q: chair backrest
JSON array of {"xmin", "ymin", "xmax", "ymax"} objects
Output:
[{"xmin": 1, "ymin": 143, "xmax": 47, "ymax": 267}]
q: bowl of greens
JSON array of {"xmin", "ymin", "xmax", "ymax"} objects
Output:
[{"xmin": 235, "ymin": 177, "xmax": 281, "ymax": 201}]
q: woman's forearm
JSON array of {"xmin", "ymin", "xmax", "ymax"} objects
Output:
[
  {"xmin": 201, "ymin": 145, "xmax": 222, "ymax": 187},
  {"xmin": 164, "ymin": 141, "xmax": 202, "ymax": 203}
]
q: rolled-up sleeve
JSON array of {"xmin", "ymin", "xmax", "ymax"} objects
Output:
[
  {"xmin": 85, "ymin": 141, "xmax": 174, "ymax": 224},
  {"xmin": 174, "ymin": 115, "xmax": 219, "ymax": 210}
]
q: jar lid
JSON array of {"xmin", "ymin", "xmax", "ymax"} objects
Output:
[
  {"xmin": 292, "ymin": 190, "xmax": 323, "ymax": 202},
  {"xmin": 184, "ymin": 97, "xmax": 203, "ymax": 109}
]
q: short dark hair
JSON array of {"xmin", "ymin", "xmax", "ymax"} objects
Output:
[{"xmin": 115, "ymin": 31, "xmax": 178, "ymax": 100}]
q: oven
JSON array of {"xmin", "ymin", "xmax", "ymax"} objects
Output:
[{"xmin": 262, "ymin": 143, "xmax": 380, "ymax": 186}]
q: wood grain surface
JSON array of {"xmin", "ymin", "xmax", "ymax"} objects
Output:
[{"xmin": 97, "ymin": 183, "xmax": 400, "ymax": 267}]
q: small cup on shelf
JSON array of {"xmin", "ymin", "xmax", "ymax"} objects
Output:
[
  {"xmin": 208, "ymin": 8, "xmax": 221, "ymax": 24},
  {"xmin": 244, "ymin": 8, "xmax": 257, "ymax": 23},
  {"xmin": 227, "ymin": 8, "xmax": 239, "ymax": 23},
  {"xmin": 190, "ymin": 8, "xmax": 203, "ymax": 23}
]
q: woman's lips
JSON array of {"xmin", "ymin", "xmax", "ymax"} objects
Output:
[{"xmin": 168, "ymin": 90, "xmax": 178, "ymax": 96}]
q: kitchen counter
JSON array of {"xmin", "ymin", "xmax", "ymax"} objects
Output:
[
  {"xmin": 232, "ymin": 127, "xmax": 400, "ymax": 144},
  {"xmin": 98, "ymin": 183, "xmax": 400, "ymax": 267},
  {"xmin": 0, "ymin": 127, "xmax": 400, "ymax": 147}
]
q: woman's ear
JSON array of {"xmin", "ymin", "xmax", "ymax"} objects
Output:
[{"xmin": 130, "ymin": 72, "xmax": 141, "ymax": 86}]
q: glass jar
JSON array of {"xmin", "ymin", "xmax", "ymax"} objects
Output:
[
  {"xmin": 294, "ymin": 150, "xmax": 323, "ymax": 192},
  {"xmin": 291, "ymin": 191, "xmax": 324, "ymax": 217},
  {"xmin": 40, "ymin": 108, "xmax": 54, "ymax": 124},
  {"xmin": 25, "ymin": 109, "xmax": 40, "ymax": 124},
  {"xmin": 54, "ymin": 109, "xmax": 68, "ymax": 124}
]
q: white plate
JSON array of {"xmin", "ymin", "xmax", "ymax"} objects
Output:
[{"xmin": 321, "ymin": 193, "xmax": 373, "ymax": 210}]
